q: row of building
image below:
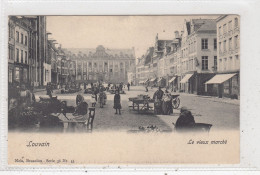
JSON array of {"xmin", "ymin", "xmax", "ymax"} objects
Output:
[
  {"xmin": 8, "ymin": 16, "xmax": 136, "ymax": 89},
  {"xmin": 8, "ymin": 16, "xmax": 77, "ymax": 88},
  {"xmin": 131, "ymin": 15, "xmax": 240, "ymax": 98}
]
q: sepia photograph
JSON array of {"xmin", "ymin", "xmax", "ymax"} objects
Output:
[{"xmin": 7, "ymin": 15, "xmax": 240, "ymax": 164}]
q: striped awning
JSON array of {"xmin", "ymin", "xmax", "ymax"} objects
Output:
[
  {"xmin": 180, "ymin": 74, "xmax": 193, "ymax": 83},
  {"xmin": 205, "ymin": 74, "xmax": 236, "ymax": 84},
  {"xmin": 168, "ymin": 77, "xmax": 176, "ymax": 83},
  {"xmin": 158, "ymin": 77, "xmax": 165, "ymax": 83},
  {"xmin": 144, "ymin": 79, "xmax": 150, "ymax": 83},
  {"xmin": 150, "ymin": 78, "xmax": 157, "ymax": 82}
]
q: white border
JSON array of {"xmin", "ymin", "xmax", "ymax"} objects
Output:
[{"xmin": 1, "ymin": 0, "xmax": 260, "ymax": 173}]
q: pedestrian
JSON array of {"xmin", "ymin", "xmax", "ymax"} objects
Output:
[
  {"xmin": 127, "ymin": 82, "xmax": 130, "ymax": 91},
  {"xmin": 76, "ymin": 93, "xmax": 84, "ymax": 106},
  {"xmin": 113, "ymin": 90, "xmax": 121, "ymax": 115},
  {"xmin": 46, "ymin": 83, "xmax": 53, "ymax": 98},
  {"xmin": 153, "ymin": 86, "xmax": 164, "ymax": 114},
  {"xmin": 175, "ymin": 107, "xmax": 195, "ymax": 132},
  {"xmin": 119, "ymin": 83, "xmax": 123, "ymax": 91},
  {"xmin": 145, "ymin": 85, "xmax": 149, "ymax": 92}
]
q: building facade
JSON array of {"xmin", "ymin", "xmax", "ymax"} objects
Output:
[
  {"xmin": 8, "ymin": 16, "xmax": 48, "ymax": 88},
  {"xmin": 179, "ymin": 19, "xmax": 217, "ymax": 95},
  {"xmin": 65, "ymin": 45, "xmax": 135, "ymax": 84},
  {"xmin": 205, "ymin": 15, "xmax": 240, "ymax": 98}
]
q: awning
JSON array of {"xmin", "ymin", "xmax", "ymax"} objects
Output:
[
  {"xmin": 180, "ymin": 74, "xmax": 193, "ymax": 83},
  {"xmin": 158, "ymin": 77, "xmax": 165, "ymax": 83},
  {"xmin": 144, "ymin": 79, "xmax": 149, "ymax": 83},
  {"xmin": 168, "ymin": 77, "xmax": 176, "ymax": 83},
  {"xmin": 205, "ymin": 74, "xmax": 237, "ymax": 84},
  {"xmin": 150, "ymin": 78, "xmax": 157, "ymax": 82}
]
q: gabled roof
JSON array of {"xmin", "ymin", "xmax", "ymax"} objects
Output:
[{"xmin": 196, "ymin": 20, "xmax": 216, "ymax": 32}]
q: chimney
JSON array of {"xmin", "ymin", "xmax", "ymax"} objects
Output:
[{"xmin": 174, "ymin": 31, "xmax": 179, "ymax": 38}]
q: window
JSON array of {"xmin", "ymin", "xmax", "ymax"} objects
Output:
[
  {"xmin": 25, "ymin": 36, "xmax": 27, "ymax": 46},
  {"xmin": 223, "ymin": 40, "xmax": 227, "ymax": 51},
  {"xmin": 235, "ymin": 55, "xmax": 239, "ymax": 69},
  {"xmin": 16, "ymin": 48, "xmax": 19, "ymax": 62},
  {"xmin": 201, "ymin": 39, "xmax": 208, "ymax": 50},
  {"xmin": 21, "ymin": 33, "xmax": 24, "ymax": 44},
  {"xmin": 8, "ymin": 69, "xmax": 13, "ymax": 83},
  {"xmin": 234, "ymin": 35, "xmax": 239, "ymax": 48},
  {"xmin": 228, "ymin": 20, "xmax": 232, "ymax": 31},
  {"xmin": 214, "ymin": 39, "xmax": 217, "ymax": 50},
  {"xmin": 110, "ymin": 69, "xmax": 113, "ymax": 72},
  {"xmin": 224, "ymin": 58, "xmax": 227, "ymax": 70},
  {"xmin": 229, "ymin": 38, "xmax": 233, "ymax": 50},
  {"xmin": 229, "ymin": 56, "xmax": 233, "ymax": 70},
  {"xmin": 202, "ymin": 56, "xmax": 208, "ymax": 70},
  {"xmin": 214, "ymin": 56, "xmax": 217, "ymax": 70},
  {"xmin": 218, "ymin": 26, "xmax": 222, "ymax": 36},
  {"xmin": 15, "ymin": 67, "xmax": 20, "ymax": 82},
  {"xmin": 8, "ymin": 46, "xmax": 14, "ymax": 60},
  {"xmin": 234, "ymin": 17, "xmax": 238, "ymax": 28},
  {"xmin": 9, "ymin": 24, "xmax": 13, "ymax": 39},
  {"xmin": 218, "ymin": 42, "xmax": 222, "ymax": 54},
  {"xmin": 219, "ymin": 59, "xmax": 222, "ymax": 71},
  {"xmin": 16, "ymin": 31, "xmax": 19, "ymax": 42},
  {"xmin": 21, "ymin": 50, "xmax": 23, "ymax": 63},
  {"xmin": 223, "ymin": 24, "xmax": 227, "ymax": 34},
  {"xmin": 25, "ymin": 51, "xmax": 27, "ymax": 64}
]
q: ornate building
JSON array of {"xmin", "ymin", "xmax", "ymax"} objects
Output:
[{"xmin": 65, "ymin": 45, "xmax": 135, "ymax": 84}]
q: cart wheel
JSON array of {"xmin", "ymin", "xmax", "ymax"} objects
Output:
[{"xmin": 172, "ymin": 97, "xmax": 180, "ymax": 109}]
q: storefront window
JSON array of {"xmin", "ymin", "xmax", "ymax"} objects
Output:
[
  {"xmin": 23, "ymin": 68, "xmax": 28, "ymax": 83},
  {"xmin": 15, "ymin": 67, "xmax": 20, "ymax": 82},
  {"xmin": 8, "ymin": 69, "xmax": 13, "ymax": 83}
]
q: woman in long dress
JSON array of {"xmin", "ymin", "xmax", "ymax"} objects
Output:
[{"xmin": 113, "ymin": 90, "xmax": 121, "ymax": 115}]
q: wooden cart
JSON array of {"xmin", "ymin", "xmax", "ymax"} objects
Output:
[{"xmin": 129, "ymin": 97, "xmax": 154, "ymax": 113}]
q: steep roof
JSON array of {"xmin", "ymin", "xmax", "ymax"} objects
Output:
[
  {"xmin": 196, "ymin": 20, "xmax": 216, "ymax": 32},
  {"xmin": 144, "ymin": 47, "xmax": 154, "ymax": 65}
]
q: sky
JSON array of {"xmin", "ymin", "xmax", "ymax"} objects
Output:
[{"xmin": 46, "ymin": 15, "xmax": 219, "ymax": 58}]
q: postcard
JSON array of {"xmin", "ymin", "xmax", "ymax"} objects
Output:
[{"xmin": 7, "ymin": 15, "xmax": 240, "ymax": 165}]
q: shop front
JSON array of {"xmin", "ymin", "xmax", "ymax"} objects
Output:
[
  {"xmin": 157, "ymin": 77, "xmax": 166, "ymax": 88},
  {"xmin": 205, "ymin": 73, "xmax": 239, "ymax": 99}
]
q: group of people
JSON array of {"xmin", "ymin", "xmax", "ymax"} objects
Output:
[
  {"xmin": 152, "ymin": 86, "xmax": 173, "ymax": 115},
  {"xmin": 152, "ymin": 86, "xmax": 197, "ymax": 131}
]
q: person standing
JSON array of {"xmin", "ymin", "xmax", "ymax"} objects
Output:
[
  {"xmin": 46, "ymin": 83, "xmax": 53, "ymax": 98},
  {"xmin": 153, "ymin": 86, "xmax": 164, "ymax": 114},
  {"xmin": 127, "ymin": 83, "xmax": 130, "ymax": 91},
  {"xmin": 113, "ymin": 90, "xmax": 121, "ymax": 115}
]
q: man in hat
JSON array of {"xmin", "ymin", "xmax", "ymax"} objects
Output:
[
  {"xmin": 175, "ymin": 107, "xmax": 195, "ymax": 131},
  {"xmin": 153, "ymin": 86, "xmax": 164, "ymax": 114}
]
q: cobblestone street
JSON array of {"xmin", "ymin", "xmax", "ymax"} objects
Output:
[{"xmin": 35, "ymin": 86, "xmax": 239, "ymax": 132}]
